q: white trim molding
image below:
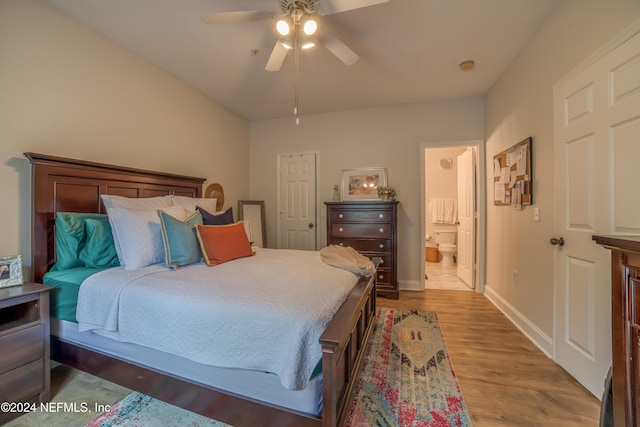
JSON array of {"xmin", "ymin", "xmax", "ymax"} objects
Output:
[{"xmin": 484, "ymin": 284, "xmax": 553, "ymax": 358}]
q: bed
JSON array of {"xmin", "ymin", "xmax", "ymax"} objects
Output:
[{"xmin": 26, "ymin": 152, "xmax": 377, "ymax": 427}]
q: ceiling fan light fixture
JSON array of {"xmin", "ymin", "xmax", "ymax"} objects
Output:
[
  {"xmin": 302, "ymin": 16, "xmax": 317, "ymax": 35},
  {"xmin": 276, "ymin": 19, "xmax": 290, "ymax": 36}
]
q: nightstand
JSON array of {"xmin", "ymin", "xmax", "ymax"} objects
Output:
[{"xmin": 0, "ymin": 283, "xmax": 52, "ymax": 424}]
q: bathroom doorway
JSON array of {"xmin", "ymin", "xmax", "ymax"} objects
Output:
[{"xmin": 421, "ymin": 141, "xmax": 485, "ymax": 292}]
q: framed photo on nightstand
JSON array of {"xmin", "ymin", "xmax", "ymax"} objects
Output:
[{"xmin": 0, "ymin": 255, "xmax": 23, "ymax": 288}]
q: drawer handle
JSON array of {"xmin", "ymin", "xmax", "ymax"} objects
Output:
[
  {"xmin": 379, "ymin": 274, "xmax": 384, "ymax": 280},
  {"xmin": 379, "ymin": 244, "xmax": 384, "ymax": 249},
  {"xmin": 339, "ymin": 227, "xmax": 344, "ymax": 232},
  {"xmin": 379, "ymin": 214, "xmax": 384, "ymax": 218},
  {"xmin": 339, "ymin": 214, "xmax": 343, "ymax": 218},
  {"xmin": 379, "ymin": 228, "xmax": 384, "ymax": 233},
  {"xmin": 380, "ymin": 259, "xmax": 384, "ymax": 264},
  {"xmin": 339, "ymin": 243, "xmax": 344, "ymax": 246}
]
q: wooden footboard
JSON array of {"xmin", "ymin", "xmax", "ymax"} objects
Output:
[{"xmin": 321, "ymin": 265, "xmax": 377, "ymax": 427}]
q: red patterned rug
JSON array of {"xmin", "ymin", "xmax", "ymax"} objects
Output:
[
  {"xmin": 345, "ymin": 308, "xmax": 471, "ymax": 427},
  {"xmin": 86, "ymin": 308, "xmax": 469, "ymax": 427}
]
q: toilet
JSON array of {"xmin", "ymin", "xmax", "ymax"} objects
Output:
[{"xmin": 434, "ymin": 229, "xmax": 457, "ymax": 266}]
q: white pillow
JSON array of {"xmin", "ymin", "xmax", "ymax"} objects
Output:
[
  {"xmin": 170, "ymin": 195, "xmax": 219, "ymax": 214},
  {"xmin": 108, "ymin": 206, "xmax": 190, "ymax": 270},
  {"xmin": 101, "ymin": 195, "xmax": 173, "ymax": 265},
  {"xmin": 101, "ymin": 195, "xmax": 173, "ymax": 210}
]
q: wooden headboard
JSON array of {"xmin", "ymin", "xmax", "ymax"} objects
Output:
[{"xmin": 25, "ymin": 153, "xmax": 221, "ymax": 283}]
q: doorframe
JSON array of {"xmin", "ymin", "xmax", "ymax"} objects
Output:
[
  {"xmin": 420, "ymin": 140, "xmax": 486, "ymax": 293},
  {"xmin": 276, "ymin": 150, "xmax": 319, "ymax": 250}
]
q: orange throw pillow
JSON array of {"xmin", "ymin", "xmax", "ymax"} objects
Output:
[{"xmin": 195, "ymin": 222, "xmax": 254, "ymax": 266}]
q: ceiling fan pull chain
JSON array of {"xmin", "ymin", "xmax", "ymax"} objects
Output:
[{"xmin": 294, "ymin": 19, "xmax": 300, "ymax": 125}]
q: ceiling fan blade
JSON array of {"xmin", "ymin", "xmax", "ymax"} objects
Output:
[
  {"xmin": 265, "ymin": 42, "xmax": 289, "ymax": 72},
  {"xmin": 321, "ymin": 33, "xmax": 359, "ymax": 66},
  {"xmin": 318, "ymin": 0, "xmax": 388, "ymax": 15},
  {"xmin": 202, "ymin": 11, "xmax": 275, "ymax": 25}
]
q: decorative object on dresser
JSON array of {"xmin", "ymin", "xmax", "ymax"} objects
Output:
[
  {"xmin": 340, "ymin": 167, "xmax": 387, "ymax": 201},
  {"xmin": 0, "ymin": 283, "xmax": 52, "ymax": 424},
  {"xmin": 376, "ymin": 186, "xmax": 396, "ymax": 201},
  {"xmin": 326, "ymin": 201, "xmax": 399, "ymax": 299},
  {"xmin": 593, "ymin": 235, "xmax": 640, "ymax": 427},
  {"xmin": 0, "ymin": 255, "xmax": 23, "ymax": 288}
]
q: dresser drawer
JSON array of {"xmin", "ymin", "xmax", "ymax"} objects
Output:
[
  {"xmin": 331, "ymin": 209, "xmax": 392, "ymax": 223},
  {"xmin": 332, "ymin": 223, "xmax": 392, "ymax": 239},
  {"xmin": 0, "ymin": 325, "xmax": 43, "ymax": 375},
  {"xmin": 361, "ymin": 253, "xmax": 391, "ymax": 268},
  {"xmin": 375, "ymin": 269, "xmax": 392, "ymax": 285},
  {"xmin": 333, "ymin": 238, "xmax": 392, "ymax": 253},
  {"xmin": 0, "ymin": 359, "xmax": 43, "ymax": 402}
]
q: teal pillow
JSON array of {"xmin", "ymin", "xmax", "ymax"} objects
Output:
[
  {"xmin": 159, "ymin": 210, "xmax": 203, "ymax": 269},
  {"xmin": 78, "ymin": 218, "xmax": 119, "ymax": 268},
  {"xmin": 53, "ymin": 212, "xmax": 108, "ymax": 270}
]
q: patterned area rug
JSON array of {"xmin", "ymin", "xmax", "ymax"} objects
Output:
[
  {"xmin": 345, "ymin": 308, "xmax": 471, "ymax": 427},
  {"xmin": 86, "ymin": 308, "xmax": 470, "ymax": 427},
  {"xmin": 85, "ymin": 393, "xmax": 229, "ymax": 427}
]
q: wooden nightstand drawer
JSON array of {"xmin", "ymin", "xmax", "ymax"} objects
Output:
[
  {"xmin": 0, "ymin": 359, "xmax": 43, "ymax": 402},
  {"xmin": 330, "ymin": 209, "xmax": 391, "ymax": 223},
  {"xmin": 0, "ymin": 325, "xmax": 43, "ymax": 375},
  {"xmin": 331, "ymin": 223, "xmax": 392, "ymax": 238},
  {"xmin": 0, "ymin": 283, "xmax": 52, "ymax": 414}
]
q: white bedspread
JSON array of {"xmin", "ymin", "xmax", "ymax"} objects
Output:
[{"xmin": 76, "ymin": 248, "xmax": 360, "ymax": 390}]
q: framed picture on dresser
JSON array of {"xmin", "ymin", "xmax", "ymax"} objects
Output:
[
  {"xmin": 341, "ymin": 167, "xmax": 387, "ymax": 201},
  {"xmin": 0, "ymin": 255, "xmax": 23, "ymax": 288}
]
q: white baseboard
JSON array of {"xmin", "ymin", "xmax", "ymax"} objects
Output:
[
  {"xmin": 399, "ymin": 279, "xmax": 423, "ymax": 291},
  {"xmin": 484, "ymin": 285, "xmax": 553, "ymax": 358}
]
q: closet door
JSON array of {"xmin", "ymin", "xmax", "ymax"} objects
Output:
[{"xmin": 553, "ymin": 29, "xmax": 640, "ymax": 397}]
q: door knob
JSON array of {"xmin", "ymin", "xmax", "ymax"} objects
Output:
[
  {"xmin": 308, "ymin": 223, "xmax": 314, "ymax": 228},
  {"xmin": 550, "ymin": 237, "xmax": 564, "ymax": 247}
]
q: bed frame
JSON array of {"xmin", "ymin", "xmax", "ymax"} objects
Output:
[{"xmin": 26, "ymin": 152, "xmax": 377, "ymax": 427}]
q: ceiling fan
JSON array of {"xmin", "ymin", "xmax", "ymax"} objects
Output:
[{"xmin": 202, "ymin": 0, "xmax": 389, "ymax": 72}]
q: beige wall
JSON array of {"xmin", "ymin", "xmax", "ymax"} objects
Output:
[
  {"xmin": 0, "ymin": 0, "xmax": 250, "ymax": 279},
  {"xmin": 250, "ymin": 99, "xmax": 484, "ymax": 289},
  {"xmin": 484, "ymin": 0, "xmax": 640, "ymax": 347}
]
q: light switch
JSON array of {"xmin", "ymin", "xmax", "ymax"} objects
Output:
[{"xmin": 534, "ymin": 208, "xmax": 540, "ymax": 222}]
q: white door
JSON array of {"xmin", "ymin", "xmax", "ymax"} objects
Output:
[
  {"xmin": 278, "ymin": 153, "xmax": 317, "ymax": 250},
  {"xmin": 457, "ymin": 148, "xmax": 475, "ymax": 287},
  {"xmin": 553, "ymin": 30, "xmax": 640, "ymax": 397}
]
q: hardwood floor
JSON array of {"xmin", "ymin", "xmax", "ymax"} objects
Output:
[
  {"xmin": 6, "ymin": 289, "xmax": 600, "ymax": 426},
  {"xmin": 378, "ymin": 290, "xmax": 601, "ymax": 426}
]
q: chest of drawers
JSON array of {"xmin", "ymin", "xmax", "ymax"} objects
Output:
[{"xmin": 325, "ymin": 201, "xmax": 399, "ymax": 299}]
